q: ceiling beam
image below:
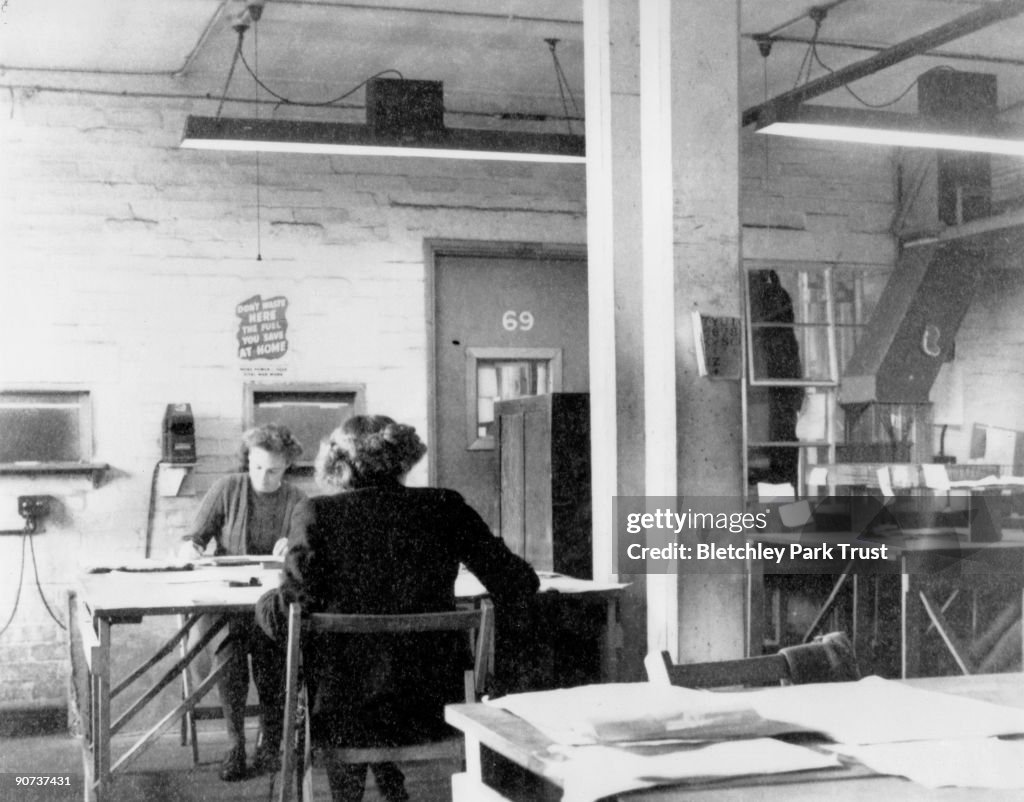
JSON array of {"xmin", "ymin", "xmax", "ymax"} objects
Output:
[
  {"xmin": 744, "ymin": 33, "xmax": 1024, "ymax": 70},
  {"xmin": 742, "ymin": 0, "xmax": 1024, "ymax": 127}
]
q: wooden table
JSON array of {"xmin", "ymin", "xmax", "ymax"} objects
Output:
[
  {"xmin": 746, "ymin": 529, "xmax": 1024, "ymax": 677},
  {"xmin": 71, "ymin": 561, "xmax": 624, "ymax": 801},
  {"xmin": 446, "ymin": 672, "xmax": 1024, "ymax": 801},
  {"xmin": 897, "ymin": 534, "xmax": 1024, "ymax": 677}
]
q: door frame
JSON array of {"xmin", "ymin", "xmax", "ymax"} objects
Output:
[{"xmin": 423, "ymin": 239, "xmax": 588, "ymax": 484}]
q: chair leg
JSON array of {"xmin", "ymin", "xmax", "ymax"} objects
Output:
[
  {"xmin": 323, "ymin": 760, "xmax": 368, "ymax": 802},
  {"xmin": 293, "ymin": 724, "xmax": 304, "ymax": 802},
  {"xmin": 369, "ymin": 763, "xmax": 408, "ymax": 802},
  {"xmin": 301, "ymin": 712, "xmax": 314, "ymax": 802}
]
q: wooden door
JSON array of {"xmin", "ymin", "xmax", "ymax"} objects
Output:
[{"xmin": 431, "ymin": 250, "xmax": 588, "ymax": 533}]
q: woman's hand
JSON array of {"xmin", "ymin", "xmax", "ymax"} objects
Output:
[
  {"xmin": 272, "ymin": 538, "xmax": 289, "ymax": 558},
  {"xmin": 177, "ymin": 541, "xmax": 205, "ymax": 561}
]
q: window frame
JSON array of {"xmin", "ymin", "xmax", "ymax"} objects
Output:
[
  {"xmin": 464, "ymin": 347, "xmax": 562, "ymax": 451},
  {"xmin": 0, "ymin": 387, "xmax": 94, "ymax": 465},
  {"xmin": 243, "ymin": 382, "xmax": 367, "ymax": 469}
]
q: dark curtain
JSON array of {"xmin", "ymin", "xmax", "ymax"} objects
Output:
[{"xmin": 748, "ymin": 270, "xmax": 803, "ymax": 488}]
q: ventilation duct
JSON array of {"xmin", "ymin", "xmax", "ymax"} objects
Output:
[{"xmin": 840, "ymin": 239, "xmax": 986, "ymax": 404}]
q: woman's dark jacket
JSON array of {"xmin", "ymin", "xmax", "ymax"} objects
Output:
[{"xmin": 255, "ymin": 482, "xmax": 539, "ymax": 747}]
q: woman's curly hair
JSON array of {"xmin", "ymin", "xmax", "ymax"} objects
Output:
[
  {"xmin": 316, "ymin": 415, "xmax": 426, "ymax": 490},
  {"xmin": 237, "ymin": 423, "xmax": 304, "ymax": 471}
]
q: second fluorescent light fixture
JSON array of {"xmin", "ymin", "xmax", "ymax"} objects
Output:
[{"xmin": 756, "ymin": 104, "xmax": 1024, "ymax": 156}]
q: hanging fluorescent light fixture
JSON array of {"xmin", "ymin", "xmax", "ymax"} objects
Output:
[
  {"xmin": 181, "ymin": 115, "xmax": 585, "ymax": 162},
  {"xmin": 181, "ymin": 78, "xmax": 584, "ymax": 163},
  {"xmin": 756, "ymin": 103, "xmax": 1024, "ymax": 156}
]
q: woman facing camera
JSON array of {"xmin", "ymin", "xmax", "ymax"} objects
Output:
[
  {"xmin": 257, "ymin": 415, "xmax": 538, "ymax": 802},
  {"xmin": 178, "ymin": 423, "xmax": 305, "ymax": 781}
]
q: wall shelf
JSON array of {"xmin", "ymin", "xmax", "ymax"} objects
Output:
[
  {"xmin": 156, "ymin": 462, "xmax": 196, "ymax": 497},
  {"xmin": 0, "ymin": 462, "xmax": 109, "ymax": 487}
]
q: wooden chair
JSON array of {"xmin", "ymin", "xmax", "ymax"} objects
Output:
[
  {"xmin": 176, "ymin": 613, "xmax": 262, "ymax": 764},
  {"xmin": 278, "ymin": 602, "xmax": 493, "ymax": 802},
  {"xmin": 645, "ymin": 631, "xmax": 861, "ymax": 688}
]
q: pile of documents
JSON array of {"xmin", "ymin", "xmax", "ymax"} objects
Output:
[{"xmin": 489, "ymin": 676, "xmax": 1024, "ymax": 801}]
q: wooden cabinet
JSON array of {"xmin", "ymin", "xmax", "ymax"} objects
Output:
[{"xmin": 495, "ymin": 393, "xmax": 591, "ymax": 578}]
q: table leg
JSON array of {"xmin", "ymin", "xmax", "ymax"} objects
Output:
[
  {"xmin": 918, "ymin": 589, "xmax": 974, "ymax": 674},
  {"xmin": 902, "ymin": 569, "xmax": 932, "ymax": 679},
  {"xmin": 91, "ymin": 672, "xmax": 99, "ymax": 783},
  {"xmin": 451, "ymin": 734, "xmax": 516, "ymax": 802},
  {"xmin": 95, "ymin": 617, "xmax": 112, "ymax": 801},
  {"xmin": 851, "ymin": 575, "xmax": 859, "ymax": 644},
  {"xmin": 463, "ymin": 733, "xmax": 483, "ymax": 783},
  {"xmin": 601, "ymin": 596, "xmax": 621, "ymax": 682},
  {"xmin": 801, "ymin": 564, "xmax": 854, "ymax": 644},
  {"xmin": 746, "ymin": 554, "xmax": 766, "ymax": 655},
  {"xmin": 452, "ymin": 772, "xmax": 513, "ymax": 801},
  {"xmin": 81, "ymin": 672, "xmax": 97, "ymax": 802}
]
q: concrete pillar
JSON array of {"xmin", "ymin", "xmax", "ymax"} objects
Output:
[
  {"xmin": 584, "ymin": 0, "xmax": 649, "ymax": 679},
  {"xmin": 657, "ymin": 0, "xmax": 746, "ymax": 662},
  {"xmin": 586, "ymin": 0, "xmax": 746, "ymax": 668}
]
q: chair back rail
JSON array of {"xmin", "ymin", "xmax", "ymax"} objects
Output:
[
  {"xmin": 646, "ymin": 652, "xmax": 790, "ymax": 688},
  {"xmin": 645, "ymin": 631, "xmax": 860, "ymax": 689},
  {"xmin": 307, "ymin": 609, "xmax": 483, "ymax": 634}
]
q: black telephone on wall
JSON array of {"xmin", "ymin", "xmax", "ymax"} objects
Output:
[{"xmin": 162, "ymin": 403, "xmax": 196, "ymax": 463}]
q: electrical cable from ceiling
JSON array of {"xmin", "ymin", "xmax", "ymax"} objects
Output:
[
  {"xmin": 253, "ymin": 17, "xmax": 263, "ymax": 261},
  {"xmin": 216, "ymin": 15, "xmax": 404, "ymax": 113},
  {"xmin": 226, "ymin": 10, "xmax": 580, "ymax": 127},
  {"xmin": 237, "ymin": 44, "xmax": 405, "ymax": 107},
  {"xmin": 545, "ymin": 38, "xmax": 581, "ymax": 136},
  {"xmin": 759, "ymin": 38, "xmax": 773, "ymax": 200},
  {"xmin": 797, "ymin": 7, "xmax": 960, "ymax": 110}
]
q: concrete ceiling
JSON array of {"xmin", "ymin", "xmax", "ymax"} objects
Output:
[{"xmin": 3, "ymin": 0, "xmax": 1024, "ymax": 127}]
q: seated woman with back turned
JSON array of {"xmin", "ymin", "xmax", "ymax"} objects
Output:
[{"xmin": 256, "ymin": 414, "xmax": 539, "ymax": 802}]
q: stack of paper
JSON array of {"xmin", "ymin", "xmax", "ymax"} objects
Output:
[
  {"xmin": 488, "ymin": 683, "xmax": 801, "ymax": 745},
  {"xmin": 490, "ymin": 676, "xmax": 1024, "ymax": 794},
  {"xmin": 555, "ymin": 739, "xmax": 838, "ymax": 802}
]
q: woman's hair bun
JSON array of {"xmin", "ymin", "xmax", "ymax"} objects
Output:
[{"xmin": 315, "ymin": 415, "xmax": 426, "ymax": 490}]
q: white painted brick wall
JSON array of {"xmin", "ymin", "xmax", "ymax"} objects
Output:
[
  {"xmin": 947, "ymin": 268, "xmax": 1024, "ymax": 460},
  {"xmin": 0, "ymin": 86, "xmax": 586, "ymax": 705},
  {"xmin": 741, "ymin": 133, "xmax": 898, "ymax": 267}
]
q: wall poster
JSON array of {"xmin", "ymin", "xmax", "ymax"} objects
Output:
[{"xmin": 236, "ymin": 294, "xmax": 289, "ymax": 377}]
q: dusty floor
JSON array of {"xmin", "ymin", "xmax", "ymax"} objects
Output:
[{"xmin": 0, "ymin": 719, "xmax": 457, "ymax": 802}]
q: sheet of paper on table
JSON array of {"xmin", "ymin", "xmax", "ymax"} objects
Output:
[
  {"xmin": 744, "ymin": 676, "xmax": 1024, "ymax": 745},
  {"xmin": 921, "ymin": 463, "xmax": 951, "ymax": 491},
  {"xmin": 489, "ymin": 677, "xmax": 1024, "ymax": 748},
  {"xmin": 554, "ymin": 738, "xmax": 840, "ymax": 802},
  {"xmin": 102, "ymin": 558, "xmax": 194, "ymax": 572},
  {"xmin": 455, "ymin": 568, "xmax": 628, "ymax": 598},
  {"xmin": 156, "ymin": 566, "xmax": 279, "ymax": 585},
  {"xmin": 827, "ymin": 738, "xmax": 1024, "ymax": 789}
]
